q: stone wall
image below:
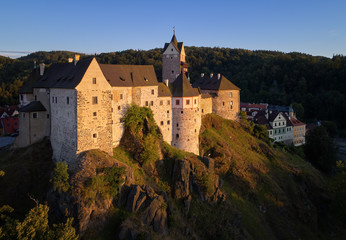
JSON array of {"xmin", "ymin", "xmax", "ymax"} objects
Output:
[
  {"xmin": 203, "ymin": 90, "xmax": 240, "ymax": 121},
  {"xmin": 201, "ymin": 96, "xmax": 212, "ymax": 115},
  {"xmin": 112, "ymin": 87, "xmax": 133, "ymax": 147},
  {"xmin": 75, "ymin": 59, "xmax": 113, "ymax": 159},
  {"xmin": 154, "ymin": 96, "xmax": 172, "ymax": 144},
  {"xmin": 50, "ymin": 88, "xmax": 77, "ymax": 164},
  {"xmin": 171, "ymin": 96, "xmax": 201, "ymax": 155}
]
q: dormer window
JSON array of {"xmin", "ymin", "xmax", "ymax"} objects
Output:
[{"xmin": 176, "ymin": 100, "xmax": 180, "ymax": 105}]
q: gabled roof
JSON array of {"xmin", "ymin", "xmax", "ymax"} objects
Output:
[
  {"xmin": 268, "ymin": 111, "xmax": 281, "ymax": 122},
  {"xmin": 0, "ymin": 106, "xmax": 19, "ymax": 117},
  {"xmin": 289, "ymin": 117, "xmax": 305, "ymax": 126},
  {"xmin": 19, "ymin": 101, "xmax": 46, "ymax": 112},
  {"xmin": 192, "ymin": 74, "xmax": 240, "ymax": 91},
  {"xmin": 99, "ymin": 64, "xmax": 158, "ymax": 87},
  {"xmin": 33, "ymin": 58, "xmax": 93, "ymax": 89},
  {"xmin": 158, "ymin": 82, "xmax": 172, "ymax": 97},
  {"xmin": 163, "ymin": 34, "xmax": 184, "ymax": 53},
  {"xmin": 19, "ymin": 68, "xmax": 40, "ymax": 93},
  {"xmin": 170, "ymin": 73, "xmax": 199, "ymax": 97}
]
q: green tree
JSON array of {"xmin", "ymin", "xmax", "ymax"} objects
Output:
[
  {"xmin": 50, "ymin": 161, "xmax": 70, "ymax": 192},
  {"xmin": 292, "ymin": 102, "xmax": 304, "ymax": 119},
  {"xmin": 304, "ymin": 126, "xmax": 337, "ymax": 173}
]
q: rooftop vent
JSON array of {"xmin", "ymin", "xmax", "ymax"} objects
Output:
[
  {"xmin": 68, "ymin": 58, "xmax": 73, "ymax": 63},
  {"xmin": 218, "ymin": 73, "xmax": 221, "ymax": 79},
  {"xmin": 74, "ymin": 54, "xmax": 80, "ymax": 66},
  {"xmin": 39, "ymin": 63, "xmax": 45, "ymax": 76}
]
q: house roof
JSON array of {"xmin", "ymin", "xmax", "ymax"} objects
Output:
[
  {"xmin": 268, "ymin": 111, "xmax": 281, "ymax": 122},
  {"xmin": 192, "ymin": 74, "xmax": 240, "ymax": 91},
  {"xmin": 158, "ymin": 82, "xmax": 172, "ymax": 97},
  {"xmin": 253, "ymin": 115, "xmax": 271, "ymax": 128},
  {"xmin": 19, "ymin": 101, "xmax": 46, "ymax": 112},
  {"xmin": 1, "ymin": 117, "xmax": 19, "ymax": 134},
  {"xmin": 170, "ymin": 73, "xmax": 199, "ymax": 97},
  {"xmin": 201, "ymin": 93, "xmax": 212, "ymax": 99},
  {"xmin": 240, "ymin": 102, "xmax": 267, "ymax": 110},
  {"xmin": 99, "ymin": 64, "xmax": 158, "ymax": 87},
  {"xmin": 289, "ymin": 117, "xmax": 305, "ymax": 126},
  {"xmin": 33, "ymin": 58, "xmax": 93, "ymax": 89},
  {"xmin": 19, "ymin": 68, "xmax": 40, "ymax": 93},
  {"xmin": 163, "ymin": 34, "xmax": 183, "ymax": 53},
  {"xmin": 0, "ymin": 106, "xmax": 19, "ymax": 117}
]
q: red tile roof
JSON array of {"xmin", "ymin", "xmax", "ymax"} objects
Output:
[{"xmin": 289, "ymin": 117, "xmax": 305, "ymax": 126}]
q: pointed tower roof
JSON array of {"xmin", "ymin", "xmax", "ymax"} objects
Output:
[
  {"xmin": 170, "ymin": 73, "xmax": 199, "ymax": 97},
  {"xmin": 163, "ymin": 34, "xmax": 184, "ymax": 53}
]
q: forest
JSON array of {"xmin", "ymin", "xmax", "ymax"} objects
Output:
[{"xmin": 1, "ymin": 47, "xmax": 345, "ymax": 129}]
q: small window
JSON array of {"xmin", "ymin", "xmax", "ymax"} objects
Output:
[
  {"xmin": 67, "ymin": 97, "xmax": 69, "ymax": 104},
  {"xmin": 118, "ymin": 106, "xmax": 121, "ymax": 110},
  {"xmin": 167, "ymin": 120, "xmax": 170, "ymax": 125},
  {"xmin": 92, "ymin": 77, "xmax": 96, "ymax": 84},
  {"xmin": 177, "ymin": 123, "xmax": 179, "ymax": 127},
  {"xmin": 35, "ymin": 95, "xmax": 37, "ymax": 101},
  {"xmin": 145, "ymin": 101, "xmax": 149, "ymax": 106},
  {"xmin": 120, "ymin": 94, "xmax": 123, "ymax": 100},
  {"xmin": 93, "ymin": 133, "xmax": 97, "ymax": 138},
  {"xmin": 150, "ymin": 101, "xmax": 154, "ymax": 106},
  {"xmin": 92, "ymin": 96, "xmax": 98, "ymax": 104},
  {"xmin": 55, "ymin": 97, "xmax": 57, "ymax": 103},
  {"xmin": 202, "ymin": 109, "xmax": 204, "ymax": 113},
  {"xmin": 171, "ymin": 48, "xmax": 173, "ymax": 51},
  {"xmin": 230, "ymin": 92, "xmax": 233, "ymax": 98},
  {"xmin": 176, "ymin": 100, "xmax": 180, "ymax": 105},
  {"xmin": 186, "ymin": 100, "xmax": 190, "ymax": 105},
  {"xmin": 160, "ymin": 100, "xmax": 163, "ymax": 105},
  {"xmin": 20, "ymin": 95, "xmax": 23, "ymax": 100},
  {"xmin": 33, "ymin": 112, "xmax": 38, "ymax": 119},
  {"xmin": 167, "ymin": 110, "xmax": 169, "ymax": 114},
  {"xmin": 93, "ymin": 112, "xmax": 97, "ymax": 116},
  {"xmin": 151, "ymin": 89, "xmax": 154, "ymax": 95},
  {"xmin": 172, "ymin": 70, "xmax": 174, "ymax": 74},
  {"xmin": 195, "ymin": 129, "xmax": 197, "ymax": 133},
  {"xmin": 176, "ymin": 134, "xmax": 179, "ymax": 139},
  {"xmin": 230, "ymin": 101, "xmax": 233, "ymax": 105},
  {"xmin": 47, "ymin": 114, "xmax": 49, "ymax": 119},
  {"xmin": 222, "ymin": 102, "xmax": 225, "ymax": 106},
  {"xmin": 167, "ymin": 100, "xmax": 171, "ymax": 105},
  {"xmin": 52, "ymin": 97, "xmax": 54, "ymax": 103},
  {"xmin": 181, "ymin": 111, "xmax": 183, "ymax": 114},
  {"xmin": 160, "ymin": 121, "xmax": 164, "ymax": 126},
  {"xmin": 194, "ymin": 99, "xmax": 197, "ymax": 104}
]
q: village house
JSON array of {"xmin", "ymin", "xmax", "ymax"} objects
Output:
[{"xmin": 14, "ymin": 34, "xmax": 241, "ymax": 165}]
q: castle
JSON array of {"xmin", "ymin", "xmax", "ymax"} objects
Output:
[{"xmin": 15, "ymin": 34, "xmax": 240, "ymax": 165}]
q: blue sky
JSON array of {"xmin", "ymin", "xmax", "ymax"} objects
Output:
[{"xmin": 1, "ymin": 0, "xmax": 345, "ymax": 58}]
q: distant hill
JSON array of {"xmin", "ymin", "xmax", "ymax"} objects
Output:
[{"xmin": 1, "ymin": 48, "xmax": 346, "ymax": 129}]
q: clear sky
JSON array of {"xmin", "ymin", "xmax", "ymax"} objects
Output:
[{"xmin": 1, "ymin": 0, "xmax": 345, "ymax": 58}]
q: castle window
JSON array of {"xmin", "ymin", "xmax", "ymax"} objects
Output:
[
  {"xmin": 176, "ymin": 100, "xmax": 180, "ymax": 105},
  {"xmin": 167, "ymin": 120, "xmax": 170, "ymax": 125},
  {"xmin": 177, "ymin": 123, "xmax": 179, "ymax": 127},
  {"xmin": 33, "ymin": 112, "xmax": 38, "ymax": 119},
  {"xmin": 172, "ymin": 70, "xmax": 174, "ymax": 74},
  {"xmin": 181, "ymin": 111, "xmax": 183, "ymax": 114},
  {"xmin": 176, "ymin": 134, "xmax": 179, "ymax": 139},
  {"xmin": 160, "ymin": 100, "xmax": 163, "ymax": 105},
  {"xmin": 202, "ymin": 109, "xmax": 204, "ymax": 113},
  {"xmin": 167, "ymin": 100, "xmax": 170, "ymax": 105},
  {"xmin": 145, "ymin": 101, "xmax": 149, "ymax": 106},
  {"xmin": 23, "ymin": 113, "xmax": 25, "ymax": 118},
  {"xmin": 55, "ymin": 97, "xmax": 57, "ymax": 103},
  {"xmin": 231, "ymin": 105, "xmax": 233, "ymax": 109},
  {"xmin": 160, "ymin": 121, "xmax": 164, "ymax": 126},
  {"xmin": 167, "ymin": 110, "xmax": 169, "ymax": 114},
  {"xmin": 47, "ymin": 114, "xmax": 49, "ymax": 119},
  {"xmin": 229, "ymin": 92, "xmax": 233, "ymax": 98},
  {"xmin": 93, "ymin": 112, "xmax": 97, "ymax": 116},
  {"xmin": 194, "ymin": 99, "xmax": 197, "ymax": 104},
  {"xmin": 92, "ymin": 96, "xmax": 98, "ymax": 104},
  {"xmin": 195, "ymin": 129, "xmax": 197, "ymax": 133},
  {"xmin": 67, "ymin": 97, "xmax": 69, "ymax": 104},
  {"xmin": 186, "ymin": 100, "xmax": 190, "ymax": 105},
  {"xmin": 120, "ymin": 94, "xmax": 123, "ymax": 100},
  {"xmin": 150, "ymin": 101, "xmax": 154, "ymax": 106},
  {"xmin": 118, "ymin": 106, "xmax": 121, "ymax": 110},
  {"xmin": 92, "ymin": 78, "xmax": 96, "ymax": 84},
  {"xmin": 93, "ymin": 133, "xmax": 97, "ymax": 138},
  {"xmin": 20, "ymin": 95, "xmax": 23, "ymax": 101},
  {"xmin": 111, "ymin": 108, "xmax": 113, "ymax": 112},
  {"xmin": 151, "ymin": 89, "xmax": 154, "ymax": 95},
  {"xmin": 230, "ymin": 101, "xmax": 233, "ymax": 105},
  {"xmin": 171, "ymin": 48, "xmax": 173, "ymax": 52},
  {"xmin": 52, "ymin": 97, "xmax": 54, "ymax": 103},
  {"xmin": 35, "ymin": 95, "xmax": 37, "ymax": 101},
  {"xmin": 222, "ymin": 102, "xmax": 225, "ymax": 106}
]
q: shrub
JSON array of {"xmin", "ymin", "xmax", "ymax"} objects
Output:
[
  {"xmin": 140, "ymin": 134, "xmax": 159, "ymax": 165},
  {"xmin": 51, "ymin": 162, "xmax": 70, "ymax": 192}
]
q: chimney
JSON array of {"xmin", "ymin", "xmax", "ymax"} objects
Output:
[
  {"xmin": 68, "ymin": 58, "xmax": 73, "ymax": 63},
  {"xmin": 201, "ymin": 73, "xmax": 204, "ymax": 77},
  {"xmin": 39, "ymin": 63, "xmax": 45, "ymax": 76},
  {"xmin": 210, "ymin": 73, "xmax": 213, "ymax": 78},
  {"xmin": 74, "ymin": 54, "xmax": 80, "ymax": 66},
  {"xmin": 218, "ymin": 73, "xmax": 221, "ymax": 79},
  {"xmin": 164, "ymin": 79, "xmax": 169, "ymax": 87}
]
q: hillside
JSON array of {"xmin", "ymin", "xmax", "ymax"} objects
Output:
[
  {"xmin": 0, "ymin": 109, "xmax": 344, "ymax": 239},
  {"xmin": 1, "ymin": 48, "xmax": 346, "ymax": 130}
]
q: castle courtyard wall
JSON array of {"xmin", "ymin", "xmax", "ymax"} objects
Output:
[{"xmin": 201, "ymin": 96, "xmax": 212, "ymax": 115}]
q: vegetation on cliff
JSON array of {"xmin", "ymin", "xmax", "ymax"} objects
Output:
[{"xmin": 0, "ymin": 106, "xmax": 345, "ymax": 239}]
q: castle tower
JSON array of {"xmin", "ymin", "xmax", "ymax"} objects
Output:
[
  {"xmin": 162, "ymin": 34, "xmax": 188, "ymax": 83},
  {"xmin": 170, "ymin": 73, "xmax": 201, "ymax": 155}
]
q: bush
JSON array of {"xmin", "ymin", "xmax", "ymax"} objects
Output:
[
  {"xmin": 140, "ymin": 134, "xmax": 159, "ymax": 165},
  {"xmin": 50, "ymin": 162, "xmax": 70, "ymax": 192}
]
